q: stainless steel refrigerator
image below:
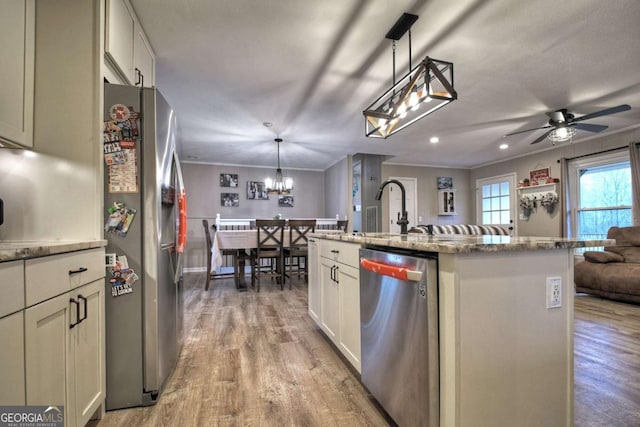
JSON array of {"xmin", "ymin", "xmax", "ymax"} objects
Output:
[{"xmin": 103, "ymin": 84, "xmax": 185, "ymax": 409}]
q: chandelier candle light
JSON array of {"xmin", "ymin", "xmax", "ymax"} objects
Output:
[
  {"xmin": 265, "ymin": 138, "xmax": 293, "ymax": 195},
  {"xmin": 364, "ymin": 13, "xmax": 457, "ymax": 138}
]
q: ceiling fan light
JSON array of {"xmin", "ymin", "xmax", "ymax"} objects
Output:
[{"xmin": 547, "ymin": 126, "xmax": 577, "ymax": 143}]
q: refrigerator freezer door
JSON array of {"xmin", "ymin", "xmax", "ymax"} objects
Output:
[{"xmin": 104, "ymin": 83, "xmax": 144, "ymax": 410}]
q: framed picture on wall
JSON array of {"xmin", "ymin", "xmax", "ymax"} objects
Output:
[
  {"xmin": 247, "ymin": 181, "xmax": 269, "ymax": 200},
  {"xmin": 278, "ymin": 195, "xmax": 294, "ymax": 207},
  {"xmin": 437, "ymin": 177, "xmax": 453, "ymax": 189},
  {"xmin": 529, "ymin": 167, "xmax": 550, "ymax": 185},
  {"xmin": 221, "ymin": 193, "xmax": 239, "ymax": 207},
  {"xmin": 220, "ymin": 173, "xmax": 239, "ymax": 188}
]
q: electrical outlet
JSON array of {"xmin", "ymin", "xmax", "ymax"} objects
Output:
[{"xmin": 546, "ymin": 277, "xmax": 562, "ymax": 309}]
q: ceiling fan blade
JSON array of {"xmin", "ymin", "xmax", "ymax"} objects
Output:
[
  {"xmin": 572, "ymin": 122, "xmax": 608, "ymax": 133},
  {"xmin": 530, "ymin": 129, "xmax": 554, "ymax": 145},
  {"xmin": 547, "ymin": 109, "xmax": 568, "ymax": 123},
  {"xmin": 571, "ymin": 104, "xmax": 631, "ymax": 122},
  {"xmin": 504, "ymin": 124, "xmax": 554, "ymax": 137}
]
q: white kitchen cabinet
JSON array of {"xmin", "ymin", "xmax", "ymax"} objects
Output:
[
  {"xmin": 22, "ymin": 247, "xmax": 105, "ymax": 427},
  {"xmin": 307, "ymin": 238, "xmax": 321, "ymax": 322},
  {"xmin": 71, "ymin": 280, "xmax": 105, "ymax": 427},
  {"xmin": 0, "ymin": 259, "xmax": 26, "ymax": 405},
  {"xmin": 0, "ymin": 311, "xmax": 25, "ymax": 405},
  {"xmin": 106, "ymin": 0, "xmax": 135, "ymax": 83},
  {"xmin": 314, "ymin": 239, "xmax": 361, "ymax": 372},
  {"xmin": 0, "ymin": 0, "xmax": 34, "ymax": 148},
  {"xmin": 25, "ymin": 279, "xmax": 105, "ymax": 427},
  {"xmin": 106, "ymin": 0, "xmax": 155, "ymax": 87},
  {"xmin": 25, "ymin": 290, "xmax": 73, "ymax": 413},
  {"xmin": 337, "ymin": 263, "xmax": 360, "ymax": 371},
  {"xmin": 319, "ymin": 257, "xmax": 340, "ymax": 341},
  {"xmin": 0, "ymin": 260, "xmax": 25, "ymax": 318},
  {"xmin": 133, "ymin": 25, "xmax": 155, "ymax": 87}
]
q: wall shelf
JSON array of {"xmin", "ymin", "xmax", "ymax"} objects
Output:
[
  {"xmin": 517, "ymin": 183, "xmax": 557, "ymax": 201},
  {"xmin": 517, "ymin": 182, "xmax": 557, "ymax": 191}
]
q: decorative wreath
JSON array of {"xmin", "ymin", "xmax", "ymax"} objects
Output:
[
  {"xmin": 519, "ymin": 194, "xmax": 534, "ymax": 210},
  {"xmin": 540, "ymin": 192, "xmax": 558, "ymax": 207}
]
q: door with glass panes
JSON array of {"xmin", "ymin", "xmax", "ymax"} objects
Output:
[{"xmin": 476, "ymin": 174, "xmax": 516, "ymax": 235}]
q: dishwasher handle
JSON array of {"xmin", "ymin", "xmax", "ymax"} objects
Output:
[{"xmin": 360, "ymin": 258, "xmax": 423, "ymax": 282}]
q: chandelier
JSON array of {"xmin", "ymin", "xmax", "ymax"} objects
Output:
[
  {"xmin": 265, "ymin": 138, "xmax": 293, "ymax": 194},
  {"xmin": 364, "ymin": 13, "xmax": 457, "ymax": 138}
]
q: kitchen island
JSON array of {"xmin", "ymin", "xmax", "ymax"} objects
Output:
[{"xmin": 308, "ymin": 232, "xmax": 611, "ymax": 427}]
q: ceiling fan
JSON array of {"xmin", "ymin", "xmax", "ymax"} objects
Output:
[{"xmin": 505, "ymin": 104, "xmax": 631, "ymax": 144}]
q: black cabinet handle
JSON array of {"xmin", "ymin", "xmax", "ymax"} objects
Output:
[
  {"xmin": 135, "ymin": 67, "xmax": 144, "ymax": 87},
  {"xmin": 330, "ymin": 265, "xmax": 339, "ymax": 284},
  {"xmin": 69, "ymin": 298, "xmax": 80, "ymax": 329},
  {"xmin": 68, "ymin": 267, "xmax": 88, "ymax": 275},
  {"xmin": 330, "ymin": 250, "xmax": 339, "ymax": 254},
  {"xmin": 78, "ymin": 294, "xmax": 88, "ymax": 323},
  {"xmin": 335, "ymin": 266, "xmax": 339, "ymax": 284}
]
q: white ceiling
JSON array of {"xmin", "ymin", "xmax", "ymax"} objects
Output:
[{"xmin": 130, "ymin": 0, "xmax": 640, "ymax": 170}]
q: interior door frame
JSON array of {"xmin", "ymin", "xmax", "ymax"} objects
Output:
[
  {"xmin": 388, "ymin": 177, "xmax": 418, "ymax": 233},
  {"xmin": 475, "ymin": 172, "xmax": 517, "ymax": 235}
]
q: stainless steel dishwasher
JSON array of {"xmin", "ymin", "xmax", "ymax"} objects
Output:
[{"xmin": 360, "ymin": 247, "xmax": 439, "ymax": 427}]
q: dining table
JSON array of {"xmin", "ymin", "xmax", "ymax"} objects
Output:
[{"xmin": 211, "ymin": 228, "xmax": 343, "ymax": 291}]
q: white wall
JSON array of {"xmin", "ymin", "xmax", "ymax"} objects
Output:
[
  {"xmin": 323, "ymin": 157, "xmax": 349, "ymax": 221},
  {"xmin": 470, "ymin": 128, "xmax": 640, "ymax": 237},
  {"xmin": 380, "ymin": 164, "xmax": 471, "ymax": 231},
  {"xmin": 182, "ymin": 161, "xmax": 326, "ymax": 270}
]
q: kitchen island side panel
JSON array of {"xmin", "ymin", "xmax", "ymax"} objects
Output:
[{"xmin": 439, "ymin": 249, "xmax": 574, "ymax": 427}]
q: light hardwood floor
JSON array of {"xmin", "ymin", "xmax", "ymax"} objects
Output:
[
  {"xmin": 574, "ymin": 294, "xmax": 640, "ymax": 427},
  {"xmin": 92, "ymin": 274, "xmax": 640, "ymax": 427}
]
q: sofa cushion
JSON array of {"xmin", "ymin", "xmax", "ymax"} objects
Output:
[
  {"xmin": 604, "ymin": 226, "xmax": 640, "ymax": 263},
  {"xmin": 583, "ymin": 251, "xmax": 625, "ymax": 263},
  {"xmin": 605, "ymin": 244, "xmax": 640, "ymax": 264},
  {"xmin": 575, "ymin": 260, "xmax": 640, "ymax": 296},
  {"xmin": 607, "ymin": 225, "xmax": 640, "ymax": 246}
]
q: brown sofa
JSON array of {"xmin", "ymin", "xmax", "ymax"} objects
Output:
[{"xmin": 574, "ymin": 226, "xmax": 640, "ymax": 304}]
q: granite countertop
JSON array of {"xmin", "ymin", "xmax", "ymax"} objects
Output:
[
  {"xmin": 0, "ymin": 240, "xmax": 107, "ymax": 262},
  {"xmin": 309, "ymin": 232, "xmax": 613, "ymax": 254}
]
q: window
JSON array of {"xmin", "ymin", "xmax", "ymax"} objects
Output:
[
  {"xmin": 476, "ymin": 173, "xmax": 516, "ymax": 230},
  {"xmin": 569, "ymin": 151, "xmax": 632, "ymax": 240}
]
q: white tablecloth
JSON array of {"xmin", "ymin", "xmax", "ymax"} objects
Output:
[{"xmin": 210, "ymin": 229, "xmax": 343, "ymax": 272}]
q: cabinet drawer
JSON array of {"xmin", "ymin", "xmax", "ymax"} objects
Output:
[
  {"xmin": 320, "ymin": 240, "xmax": 360, "ymax": 268},
  {"xmin": 25, "ymin": 248, "xmax": 105, "ymax": 306},
  {"xmin": 0, "ymin": 260, "xmax": 25, "ymax": 318}
]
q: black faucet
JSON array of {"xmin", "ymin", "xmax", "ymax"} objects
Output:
[{"xmin": 375, "ymin": 179, "xmax": 409, "ymax": 235}]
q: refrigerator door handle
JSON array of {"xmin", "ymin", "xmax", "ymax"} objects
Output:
[
  {"xmin": 172, "ymin": 150, "xmax": 186, "ymax": 285},
  {"xmin": 360, "ymin": 258, "xmax": 423, "ymax": 282}
]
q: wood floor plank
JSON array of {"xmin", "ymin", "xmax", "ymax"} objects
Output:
[{"xmin": 90, "ymin": 276, "xmax": 640, "ymax": 427}]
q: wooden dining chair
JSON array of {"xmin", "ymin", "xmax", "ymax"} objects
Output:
[
  {"xmin": 250, "ymin": 219, "xmax": 285, "ymax": 292},
  {"xmin": 336, "ymin": 220, "xmax": 348, "ymax": 232},
  {"xmin": 202, "ymin": 219, "xmax": 213, "ymax": 291},
  {"xmin": 284, "ymin": 219, "xmax": 316, "ymax": 288}
]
